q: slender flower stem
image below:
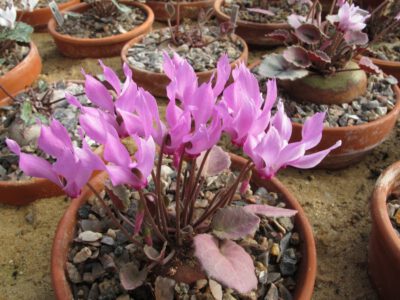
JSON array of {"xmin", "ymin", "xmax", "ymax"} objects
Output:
[
  {"xmin": 86, "ymin": 183, "xmax": 140, "ymax": 245},
  {"xmin": 181, "ymin": 158, "xmax": 197, "ymax": 226},
  {"xmin": 186, "ymin": 176, "xmax": 205, "ymax": 225},
  {"xmin": 174, "ymin": 153, "xmax": 185, "ymax": 245},
  {"xmin": 156, "ymin": 137, "xmax": 169, "ymax": 235},
  {"xmin": 138, "ymin": 189, "xmax": 167, "ymax": 242}
]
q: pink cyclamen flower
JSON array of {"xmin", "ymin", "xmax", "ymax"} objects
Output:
[
  {"xmin": 218, "ymin": 63, "xmax": 276, "ymax": 146},
  {"xmin": 6, "ymin": 119, "xmax": 104, "ymax": 197},
  {"xmin": 327, "ymin": 2, "xmax": 370, "ymax": 33},
  {"xmin": 395, "ymin": 12, "xmax": 400, "ymax": 21},
  {"xmin": 244, "ymin": 102, "xmax": 341, "ymax": 178}
]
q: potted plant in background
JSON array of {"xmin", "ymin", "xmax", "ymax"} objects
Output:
[
  {"xmin": 0, "ymin": 0, "xmax": 41, "ymax": 100},
  {"xmin": 47, "ymin": 0, "xmax": 154, "ymax": 58},
  {"xmin": 369, "ymin": 160, "xmax": 400, "ymax": 299},
  {"xmin": 14, "ymin": 0, "xmax": 80, "ymax": 31},
  {"xmin": 6, "ymin": 55, "xmax": 343, "ymax": 299},
  {"xmin": 214, "ymin": 0, "xmax": 312, "ymax": 46},
  {"xmin": 253, "ymin": 0, "xmax": 400, "ymax": 168},
  {"xmin": 146, "ymin": 0, "xmax": 215, "ymax": 22},
  {"xmin": 361, "ymin": 0, "xmax": 400, "ymax": 81},
  {"xmin": 121, "ymin": 6, "xmax": 248, "ymax": 97}
]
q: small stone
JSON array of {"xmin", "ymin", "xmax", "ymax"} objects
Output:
[
  {"xmin": 79, "ymin": 231, "xmax": 102, "ymax": 242},
  {"xmin": 116, "ymin": 295, "xmax": 130, "ymax": 300},
  {"xmin": 278, "ymin": 284, "xmax": 293, "ymax": 300},
  {"xmin": 271, "ymin": 243, "xmax": 280, "ymax": 256},
  {"xmin": 83, "ymin": 272, "xmax": 95, "ymax": 283},
  {"xmin": 106, "ymin": 228, "xmax": 117, "ymax": 239},
  {"xmin": 196, "ymin": 279, "xmax": 208, "ymax": 290},
  {"xmin": 73, "ymin": 247, "xmax": 92, "ymax": 264},
  {"xmin": 101, "ymin": 236, "xmax": 115, "ymax": 246},
  {"xmin": 365, "ymin": 100, "xmax": 380, "ymax": 110},
  {"xmin": 155, "ymin": 276, "xmax": 175, "ymax": 300},
  {"xmin": 88, "ymin": 282, "xmax": 99, "ymax": 299},
  {"xmin": 264, "ymin": 283, "xmax": 279, "ymax": 300},
  {"xmin": 376, "ymin": 106, "xmax": 388, "ymax": 116},
  {"xmin": 279, "ymin": 249, "xmax": 298, "ymax": 276},
  {"xmin": 394, "ymin": 210, "xmax": 400, "ymax": 226},
  {"xmin": 209, "ymin": 279, "xmax": 223, "ymax": 300},
  {"xmin": 267, "ymin": 272, "xmax": 281, "ymax": 284},
  {"xmin": 66, "ymin": 262, "xmax": 82, "ymax": 283},
  {"xmin": 25, "ymin": 211, "xmax": 35, "ymax": 225}
]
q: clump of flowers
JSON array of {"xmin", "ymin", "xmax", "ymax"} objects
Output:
[
  {"xmin": 7, "ymin": 54, "xmax": 341, "ymax": 293},
  {"xmin": 0, "ymin": 0, "xmax": 34, "ymax": 54},
  {"xmin": 257, "ymin": 0, "xmax": 388, "ymax": 80}
]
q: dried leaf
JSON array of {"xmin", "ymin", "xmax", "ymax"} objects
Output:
[
  {"xmin": 193, "ymin": 234, "xmax": 257, "ymax": 294},
  {"xmin": 243, "ymin": 204, "xmax": 297, "ymax": 217},
  {"xmin": 144, "ymin": 242, "xmax": 167, "ymax": 262},
  {"xmin": 196, "ymin": 146, "xmax": 231, "ymax": 177},
  {"xmin": 119, "ymin": 262, "xmax": 148, "ymax": 291},
  {"xmin": 344, "ymin": 31, "xmax": 368, "ymax": 45},
  {"xmin": 211, "ymin": 207, "xmax": 260, "ymax": 240}
]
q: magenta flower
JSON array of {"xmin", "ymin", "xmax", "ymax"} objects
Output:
[
  {"xmin": 395, "ymin": 12, "xmax": 400, "ymax": 21},
  {"xmin": 6, "ymin": 119, "xmax": 104, "ymax": 197},
  {"xmin": 244, "ymin": 103, "xmax": 341, "ymax": 178},
  {"xmin": 219, "ymin": 64, "xmax": 276, "ymax": 146},
  {"xmin": 327, "ymin": 2, "xmax": 370, "ymax": 33}
]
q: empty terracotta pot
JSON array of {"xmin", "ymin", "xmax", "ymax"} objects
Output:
[
  {"xmin": 51, "ymin": 154, "xmax": 316, "ymax": 299},
  {"xmin": 17, "ymin": 0, "xmax": 80, "ymax": 31},
  {"xmin": 369, "ymin": 160, "xmax": 400, "ymax": 300},
  {"xmin": 146, "ymin": 0, "xmax": 214, "ymax": 22},
  {"xmin": 47, "ymin": 1, "xmax": 154, "ymax": 58},
  {"xmin": 0, "ymin": 41, "xmax": 42, "ymax": 102},
  {"xmin": 213, "ymin": 0, "xmax": 289, "ymax": 46},
  {"xmin": 121, "ymin": 32, "xmax": 249, "ymax": 98}
]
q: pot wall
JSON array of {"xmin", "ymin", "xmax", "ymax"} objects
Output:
[{"xmin": 147, "ymin": 0, "xmax": 214, "ymax": 22}]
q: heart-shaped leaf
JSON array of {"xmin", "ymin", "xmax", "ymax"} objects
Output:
[
  {"xmin": 344, "ymin": 31, "xmax": 368, "ymax": 45},
  {"xmin": 358, "ymin": 56, "xmax": 381, "ymax": 75},
  {"xmin": 119, "ymin": 263, "xmax": 148, "ymax": 291},
  {"xmin": 211, "ymin": 207, "xmax": 260, "ymax": 240},
  {"xmin": 283, "ymin": 46, "xmax": 311, "ymax": 68},
  {"xmin": 308, "ymin": 50, "xmax": 331, "ymax": 64},
  {"xmin": 258, "ymin": 54, "xmax": 309, "ymax": 80},
  {"xmin": 267, "ymin": 29, "xmax": 290, "ymax": 42},
  {"xmin": 243, "ymin": 204, "xmax": 297, "ymax": 217},
  {"xmin": 196, "ymin": 146, "xmax": 231, "ymax": 177},
  {"xmin": 193, "ymin": 233, "xmax": 257, "ymax": 294},
  {"xmin": 295, "ymin": 23, "xmax": 321, "ymax": 45},
  {"xmin": 144, "ymin": 241, "xmax": 167, "ymax": 262}
]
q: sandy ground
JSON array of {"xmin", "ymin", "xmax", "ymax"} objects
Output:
[{"xmin": 1, "ymin": 32, "xmax": 399, "ymax": 300}]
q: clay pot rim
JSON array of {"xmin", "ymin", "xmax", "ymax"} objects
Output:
[
  {"xmin": 370, "ymin": 161, "xmax": 400, "ymax": 259},
  {"xmin": 0, "ymin": 79, "xmax": 85, "ymax": 188},
  {"xmin": 120, "ymin": 29, "xmax": 249, "ymax": 77},
  {"xmin": 249, "ymin": 59, "xmax": 400, "ymax": 134},
  {"xmin": 51, "ymin": 153, "xmax": 316, "ymax": 300},
  {"xmin": 214, "ymin": 0, "xmax": 290, "ymax": 29},
  {"xmin": 0, "ymin": 41, "xmax": 34, "ymax": 80},
  {"xmin": 146, "ymin": 0, "xmax": 214, "ymax": 6},
  {"xmin": 355, "ymin": 54, "xmax": 400, "ymax": 69},
  {"xmin": 47, "ymin": 1, "xmax": 155, "ymax": 46},
  {"xmin": 16, "ymin": 0, "xmax": 79, "ymax": 14}
]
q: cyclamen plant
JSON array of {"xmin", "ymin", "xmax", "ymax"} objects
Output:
[
  {"xmin": 258, "ymin": 0, "xmax": 394, "ymax": 80},
  {"xmin": 7, "ymin": 54, "xmax": 341, "ymax": 293}
]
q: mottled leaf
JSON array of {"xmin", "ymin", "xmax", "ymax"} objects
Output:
[
  {"xmin": 344, "ymin": 31, "xmax": 368, "ymax": 45},
  {"xmin": 211, "ymin": 207, "xmax": 260, "ymax": 240},
  {"xmin": 308, "ymin": 50, "xmax": 331, "ymax": 64},
  {"xmin": 119, "ymin": 262, "xmax": 148, "ymax": 291},
  {"xmin": 0, "ymin": 22, "xmax": 33, "ymax": 43},
  {"xmin": 258, "ymin": 54, "xmax": 309, "ymax": 80},
  {"xmin": 196, "ymin": 146, "xmax": 231, "ymax": 177},
  {"xmin": 295, "ymin": 23, "xmax": 321, "ymax": 45},
  {"xmin": 358, "ymin": 56, "xmax": 381, "ymax": 75},
  {"xmin": 144, "ymin": 242, "xmax": 167, "ymax": 262},
  {"xmin": 193, "ymin": 234, "xmax": 257, "ymax": 294},
  {"xmin": 243, "ymin": 204, "xmax": 297, "ymax": 217},
  {"xmin": 283, "ymin": 46, "xmax": 311, "ymax": 68}
]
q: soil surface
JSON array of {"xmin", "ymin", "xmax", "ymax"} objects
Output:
[{"xmin": 1, "ymin": 31, "xmax": 399, "ymax": 300}]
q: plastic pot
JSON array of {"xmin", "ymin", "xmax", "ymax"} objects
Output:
[
  {"xmin": 47, "ymin": 1, "xmax": 154, "ymax": 58},
  {"xmin": 369, "ymin": 160, "xmax": 400, "ymax": 300},
  {"xmin": 120, "ymin": 32, "xmax": 249, "ymax": 98},
  {"xmin": 0, "ymin": 41, "xmax": 42, "ymax": 102},
  {"xmin": 51, "ymin": 153, "xmax": 317, "ymax": 299}
]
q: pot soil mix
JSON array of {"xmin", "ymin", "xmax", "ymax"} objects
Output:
[
  {"xmin": 8, "ymin": 0, "xmax": 69, "ymax": 9},
  {"xmin": 126, "ymin": 25, "xmax": 244, "ymax": 73},
  {"xmin": 0, "ymin": 42, "xmax": 30, "ymax": 77},
  {"xmin": 66, "ymin": 161, "xmax": 301, "ymax": 300},
  {"xmin": 221, "ymin": 0, "xmax": 309, "ymax": 24},
  {"xmin": 386, "ymin": 187, "xmax": 400, "ymax": 237},
  {"xmin": 0, "ymin": 80, "xmax": 91, "ymax": 181},
  {"xmin": 56, "ymin": 2, "xmax": 147, "ymax": 39},
  {"xmin": 368, "ymin": 28, "xmax": 400, "ymax": 62},
  {"xmin": 253, "ymin": 66, "xmax": 398, "ymax": 128}
]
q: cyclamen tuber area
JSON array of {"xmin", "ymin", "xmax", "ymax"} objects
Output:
[{"xmin": 0, "ymin": 0, "xmax": 400, "ymax": 299}]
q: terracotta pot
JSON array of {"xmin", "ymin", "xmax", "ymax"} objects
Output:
[
  {"xmin": 17, "ymin": 0, "xmax": 80, "ymax": 31},
  {"xmin": 369, "ymin": 160, "xmax": 400, "ymax": 300},
  {"xmin": 0, "ymin": 81, "xmax": 104, "ymax": 206},
  {"xmin": 279, "ymin": 61, "xmax": 368, "ymax": 105},
  {"xmin": 250, "ymin": 60, "xmax": 400, "ymax": 169},
  {"xmin": 0, "ymin": 41, "xmax": 42, "ymax": 102},
  {"xmin": 47, "ymin": 1, "xmax": 154, "ymax": 58},
  {"xmin": 121, "ymin": 32, "xmax": 249, "ymax": 98},
  {"xmin": 213, "ymin": 0, "xmax": 289, "ymax": 46},
  {"xmin": 51, "ymin": 154, "xmax": 316, "ymax": 300},
  {"xmin": 146, "ymin": 0, "xmax": 214, "ymax": 22}
]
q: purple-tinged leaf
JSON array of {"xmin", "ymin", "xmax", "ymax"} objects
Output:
[
  {"xmin": 247, "ymin": 7, "xmax": 275, "ymax": 16},
  {"xmin": 144, "ymin": 242, "xmax": 167, "ymax": 262},
  {"xmin": 358, "ymin": 56, "xmax": 382, "ymax": 75},
  {"xmin": 295, "ymin": 24, "xmax": 321, "ymax": 45},
  {"xmin": 308, "ymin": 50, "xmax": 331, "ymax": 64},
  {"xmin": 283, "ymin": 46, "xmax": 311, "ymax": 68},
  {"xmin": 119, "ymin": 262, "xmax": 148, "ymax": 291},
  {"xmin": 196, "ymin": 146, "xmax": 231, "ymax": 177},
  {"xmin": 193, "ymin": 234, "xmax": 257, "ymax": 294},
  {"xmin": 243, "ymin": 204, "xmax": 297, "ymax": 218},
  {"xmin": 211, "ymin": 207, "xmax": 260, "ymax": 240},
  {"xmin": 344, "ymin": 31, "xmax": 368, "ymax": 45},
  {"xmin": 267, "ymin": 29, "xmax": 290, "ymax": 42},
  {"xmin": 258, "ymin": 54, "xmax": 309, "ymax": 80}
]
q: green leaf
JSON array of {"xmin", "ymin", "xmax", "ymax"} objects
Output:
[
  {"xmin": 37, "ymin": 80, "xmax": 48, "ymax": 93},
  {"xmin": 111, "ymin": 0, "xmax": 132, "ymax": 14},
  {"xmin": 20, "ymin": 102, "xmax": 34, "ymax": 125},
  {"xmin": 0, "ymin": 22, "xmax": 33, "ymax": 44},
  {"xmin": 34, "ymin": 114, "xmax": 49, "ymax": 124},
  {"xmin": 0, "ymin": 58, "xmax": 5, "ymax": 66}
]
